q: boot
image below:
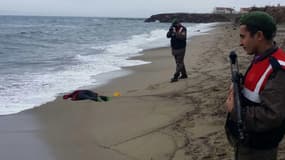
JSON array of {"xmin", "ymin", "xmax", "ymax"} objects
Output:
[
  {"xmin": 170, "ymin": 77, "xmax": 178, "ymax": 83},
  {"xmin": 179, "ymin": 74, "xmax": 188, "ymax": 79}
]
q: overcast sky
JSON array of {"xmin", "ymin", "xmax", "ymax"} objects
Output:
[{"xmin": 0, "ymin": 0, "xmax": 284, "ymax": 18}]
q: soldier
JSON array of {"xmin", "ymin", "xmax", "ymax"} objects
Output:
[
  {"xmin": 225, "ymin": 11, "xmax": 285, "ymax": 160},
  {"xmin": 167, "ymin": 19, "xmax": 188, "ymax": 82}
]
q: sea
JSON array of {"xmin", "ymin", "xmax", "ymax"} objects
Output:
[{"xmin": 0, "ymin": 15, "xmax": 217, "ymax": 115}]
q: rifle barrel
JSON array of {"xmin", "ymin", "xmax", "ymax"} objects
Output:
[{"xmin": 229, "ymin": 51, "xmax": 244, "ymax": 141}]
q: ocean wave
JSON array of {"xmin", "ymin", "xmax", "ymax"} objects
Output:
[{"xmin": 0, "ymin": 17, "xmax": 218, "ymax": 115}]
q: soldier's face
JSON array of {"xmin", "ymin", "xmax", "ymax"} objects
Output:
[
  {"xmin": 239, "ymin": 25, "xmax": 258, "ymax": 55},
  {"xmin": 173, "ymin": 23, "xmax": 179, "ymax": 27}
]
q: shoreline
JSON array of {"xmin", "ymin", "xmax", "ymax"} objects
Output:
[
  {"xmin": 0, "ymin": 23, "xmax": 218, "ymax": 116},
  {"xmin": 56, "ymin": 23, "xmax": 220, "ymax": 104},
  {"xmin": 4, "ymin": 23, "xmax": 285, "ymax": 160},
  {"xmin": 0, "ymin": 23, "xmax": 229, "ymax": 160}
]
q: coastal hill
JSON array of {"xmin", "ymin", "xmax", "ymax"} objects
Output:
[
  {"xmin": 144, "ymin": 6, "xmax": 285, "ymax": 24},
  {"xmin": 144, "ymin": 13, "xmax": 237, "ymax": 23}
]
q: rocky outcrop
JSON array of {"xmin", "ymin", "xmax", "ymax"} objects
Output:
[
  {"xmin": 144, "ymin": 13, "xmax": 236, "ymax": 23},
  {"xmin": 144, "ymin": 6, "xmax": 285, "ymax": 24}
]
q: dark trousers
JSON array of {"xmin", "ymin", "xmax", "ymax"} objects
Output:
[
  {"xmin": 235, "ymin": 145, "xmax": 277, "ymax": 160},
  {"xmin": 172, "ymin": 48, "xmax": 187, "ymax": 79}
]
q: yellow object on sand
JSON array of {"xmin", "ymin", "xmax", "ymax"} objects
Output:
[{"xmin": 113, "ymin": 91, "xmax": 121, "ymax": 97}]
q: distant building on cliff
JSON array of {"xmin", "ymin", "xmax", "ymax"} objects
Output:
[
  {"xmin": 240, "ymin": 7, "xmax": 252, "ymax": 13},
  {"xmin": 213, "ymin": 7, "xmax": 235, "ymax": 14}
]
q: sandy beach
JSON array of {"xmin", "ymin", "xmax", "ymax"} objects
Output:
[{"xmin": 1, "ymin": 23, "xmax": 285, "ymax": 160}]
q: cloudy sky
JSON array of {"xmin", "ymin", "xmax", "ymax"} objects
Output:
[{"xmin": 0, "ymin": 0, "xmax": 284, "ymax": 18}]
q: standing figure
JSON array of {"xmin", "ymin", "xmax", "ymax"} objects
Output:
[
  {"xmin": 167, "ymin": 19, "xmax": 188, "ymax": 83},
  {"xmin": 225, "ymin": 11, "xmax": 285, "ymax": 160}
]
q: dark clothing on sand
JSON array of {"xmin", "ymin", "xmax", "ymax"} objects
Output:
[{"xmin": 63, "ymin": 90, "xmax": 108, "ymax": 102}]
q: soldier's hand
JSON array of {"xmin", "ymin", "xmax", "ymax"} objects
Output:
[{"xmin": 225, "ymin": 84, "xmax": 234, "ymax": 112}]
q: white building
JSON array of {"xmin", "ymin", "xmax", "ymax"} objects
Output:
[
  {"xmin": 240, "ymin": 7, "xmax": 251, "ymax": 13},
  {"xmin": 213, "ymin": 7, "xmax": 235, "ymax": 14}
]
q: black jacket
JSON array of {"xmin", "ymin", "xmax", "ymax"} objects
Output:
[{"xmin": 167, "ymin": 25, "xmax": 187, "ymax": 49}]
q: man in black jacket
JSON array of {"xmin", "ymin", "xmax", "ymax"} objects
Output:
[{"xmin": 167, "ymin": 20, "xmax": 188, "ymax": 83}]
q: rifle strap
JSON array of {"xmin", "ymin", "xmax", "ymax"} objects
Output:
[{"xmin": 269, "ymin": 56, "xmax": 282, "ymax": 79}]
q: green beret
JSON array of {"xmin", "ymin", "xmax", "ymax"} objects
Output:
[
  {"xmin": 172, "ymin": 18, "xmax": 179, "ymax": 25},
  {"xmin": 240, "ymin": 11, "xmax": 276, "ymax": 36}
]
